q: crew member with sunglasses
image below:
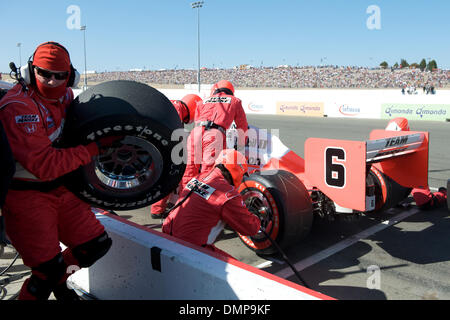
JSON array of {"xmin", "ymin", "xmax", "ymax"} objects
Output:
[{"xmin": 0, "ymin": 42, "xmax": 112, "ymax": 300}]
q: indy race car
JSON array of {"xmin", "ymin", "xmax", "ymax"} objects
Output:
[
  {"xmin": 1, "ymin": 80, "xmax": 431, "ymax": 256},
  {"xmin": 228, "ymin": 122, "xmax": 429, "ymax": 255}
]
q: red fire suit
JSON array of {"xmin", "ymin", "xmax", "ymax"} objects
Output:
[
  {"xmin": 162, "ymin": 167, "xmax": 260, "ymax": 258},
  {"xmin": 180, "ymin": 92, "xmax": 248, "ymax": 190},
  {"xmin": 412, "ymin": 187, "xmax": 447, "ymax": 210},
  {"xmin": 0, "ymin": 84, "xmax": 106, "ymax": 296}
]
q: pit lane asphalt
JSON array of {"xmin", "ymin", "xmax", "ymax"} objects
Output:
[{"xmin": 1, "ymin": 115, "xmax": 449, "ymax": 300}]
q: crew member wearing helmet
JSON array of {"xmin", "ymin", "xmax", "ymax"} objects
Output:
[
  {"xmin": 150, "ymin": 94, "xmax": 202, "ymax": 219},
  {"xmin": 162, "ymin": 149, "xmax": 261, "ymax": 258},
  {"xmin": 181, "ymin": 80, "xmax": 248, "ymax": 191},
  {"xmin": 385, "ymin": 117, "xmax": 410, "ymax": 132},
  {"xmin": 0, "ymin": 42, "xmax": 112, "ymax": 300},
  {"xmin": 171, "ymin": 94, "xmax": 202, "ymax": 125},
  {"xmin": 385, "ymin": 118, "xmax": 447, "ymax": 209}
]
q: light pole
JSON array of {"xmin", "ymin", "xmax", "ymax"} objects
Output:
[
  {"xmin": 191, "ymin": 1, "xmax": 204, "ymax": 93},
  {"xmin": 17, "ymin": 43, "xmax": 22, "ymax": 66},
  {"xmin": 80, "ymin": 25, "xmax": 88, "ymax": 90}
]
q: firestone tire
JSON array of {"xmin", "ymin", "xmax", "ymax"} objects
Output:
[
  {"xmin": 61, "ymin": 80, "xmax": 185, "ymax": 211},
  {"xmin": 238, "ymin": 170, "xmax": 313, "ymax": 255}
]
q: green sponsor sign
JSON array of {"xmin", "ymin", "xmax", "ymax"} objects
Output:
[{"xmin": 381, "ymin": 103, "xmax": 450, "ymax": 121}]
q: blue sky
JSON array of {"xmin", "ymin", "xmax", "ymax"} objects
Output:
[{"xmin": 1, "ymin": 0, "xmax": 449, "ymax": 73}]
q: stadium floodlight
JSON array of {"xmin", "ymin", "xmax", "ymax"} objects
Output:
[
  {"xmin": 16, "ymin": 43, "xmax": 22, "ymax": 66},
  {"xmin": 80, "ymin": 25, "xmax": 88, "ymax": 90},
  {"xmin": 191, "ymin": 1, "xmax": 204, "ymax": 93}
]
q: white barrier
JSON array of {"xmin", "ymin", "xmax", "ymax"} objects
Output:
[
  {"xmin": 75, "ymin": 85, "xmax": 450, "ymax": 121},
  {"xmin": 159, "ymin": 88, "xmax": 450, "ymax": 120},
  {"xmin": 68, "ymin": 212, "xmax": 332, "ymax": 300}
]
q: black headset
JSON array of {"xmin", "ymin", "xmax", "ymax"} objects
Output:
[{"xmin": 20, "ymin": 41, "xmax": 80, "ymax": 88}]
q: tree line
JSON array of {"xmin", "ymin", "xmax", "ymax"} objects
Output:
[{"xmin": 379, "ymin": 59, "xmax": 438, "ymax": 71}]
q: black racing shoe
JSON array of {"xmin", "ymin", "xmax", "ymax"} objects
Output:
[{"xmin": 52, "ymin": 283, "xmax": 81, "ymax": 301}]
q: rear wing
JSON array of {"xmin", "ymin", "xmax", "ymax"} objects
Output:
[
  {"xmin": 366, "ymin": 131, "xmax": 425, "ymax": 163},
  {"xmin": 305, "ymin": 130, "xmax": 429, "ymax": 211}
]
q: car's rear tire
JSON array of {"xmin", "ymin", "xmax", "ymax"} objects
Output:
[
  {"xmin": 369, "ymin": 166, "xmax": 412, "ymax": 212},
  {"xmin": 238, "ymin": 170, "xmax": 313, "ymax": 255},
  {"xmin": 61, "ymin": 80, "xmax": 185, "ymax": 210}
]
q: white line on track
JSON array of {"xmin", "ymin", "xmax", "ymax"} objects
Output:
[
  {"xmin": 255, "ymin": 261, "xmax": 273, "ymax": 269},
  {"xmin": 274, "ymin": 207, "xmax": 420, "ymax": 279}
]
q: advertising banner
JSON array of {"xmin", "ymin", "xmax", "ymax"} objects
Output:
[
  {"xmin": 244, "ymin": 100, "xmax": 272, "ymax": 114},
  {"xmin": 276, "ymin": 101, "xmax": 324, "ymax": 117},
  {"xmin": 381, "ymin": 103, "xmax": 450, "ymax": 121},
  {"xmin": 326, "ymin": 102, "xmax": 381, "ymax": 119}
]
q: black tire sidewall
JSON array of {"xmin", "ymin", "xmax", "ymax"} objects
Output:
[{"xmin": 239, "ymin": 170, "xmax": 313, "ymax": 255}]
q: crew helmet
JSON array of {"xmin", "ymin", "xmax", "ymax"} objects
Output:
[
  {"xmin": 210, "ymin": 80, "xmax": 235, "ymax": 96},
  {"xmin": 215, "ymin": 149, "xmax": 248, "ymax": 188},
  {"xmin": 385, "ymin": 117, "xmax": 410, "ymax": 131},
  {"xmin": 181, "ymin": 94, "xmax": 202, "ymax": 124}
]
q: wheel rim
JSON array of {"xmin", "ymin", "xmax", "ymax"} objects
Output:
[
  {"xmin": 238, "ymin": 182, "xmax": 280, "ymax": 251},
  {"xmin": 93, "ymin": 136, "xmax": 164, "ymax": 192},
  {"xmin": 242, "ymin": 190, "xmax": 274, "ymax": 241}
]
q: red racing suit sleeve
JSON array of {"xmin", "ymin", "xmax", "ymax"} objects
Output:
[
  {"xmin": 233, "ymin": 98, "xmax": 248, "ymax": 132},
  {"xmin": 0, "ymin": 101, "xmax": 94, "ymax": 181},
  {"xmin": 232, "ymin": 98, "xmax": 248, "ymax": 145},
  {"xmin": 221, "ymin": 194, "xmax": 261, "ymax": 236}
]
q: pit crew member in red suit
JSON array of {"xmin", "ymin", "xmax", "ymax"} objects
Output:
[
  {"xmin": 162, "ymin": 149, "xmax": 260, "ymax": 258},
  {"xmin": 150, "ymin": 94, "xmax": 203, "ymax": 219},
  {"xmin": 385, "ymin": 117, "xmax": 447, "ymax": 209},
  {"xmin": 180, "ymin": 80, "xmax": 248, "ymax": 191},
  {"xmin": 0, "ymin": 42, "xmax": 112, "ymax": 300}
]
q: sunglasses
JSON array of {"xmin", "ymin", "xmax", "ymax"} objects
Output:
[{"xmin": 35, "ymin": 67, "xmax": 69, "ymax": 80}]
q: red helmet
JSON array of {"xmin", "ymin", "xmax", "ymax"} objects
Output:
[
  {"xmin": 385, "ymin": 117, "xmax": 410, "ymax": 131},
  {"xmin": 210, "ymin": 80, "xmax": 234, "ymax": 96},
  {"xmin": 181, "ymin": 94, "xmax": 202, "ymax": 124},
  {"xmin": 215, "ymin": 149, "xmax": 248, "ymax": 188}
]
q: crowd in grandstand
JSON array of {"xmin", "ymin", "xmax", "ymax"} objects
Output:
[{"xmin": 86, "ymin": 65, "xmax": 449, "ymax": 89}]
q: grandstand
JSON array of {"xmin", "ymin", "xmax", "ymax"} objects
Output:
[
  {"xmin": 84, "ymin": 66, "xmax": 449, "ymax": 90},
  {"xmin": 2, "ymin": 66, "xmax": 449, "ymax": 90}
]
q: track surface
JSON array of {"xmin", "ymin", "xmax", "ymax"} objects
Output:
[{"xmin": 1, "ymin": 115, "xmax": 449, "ymax": 300}]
